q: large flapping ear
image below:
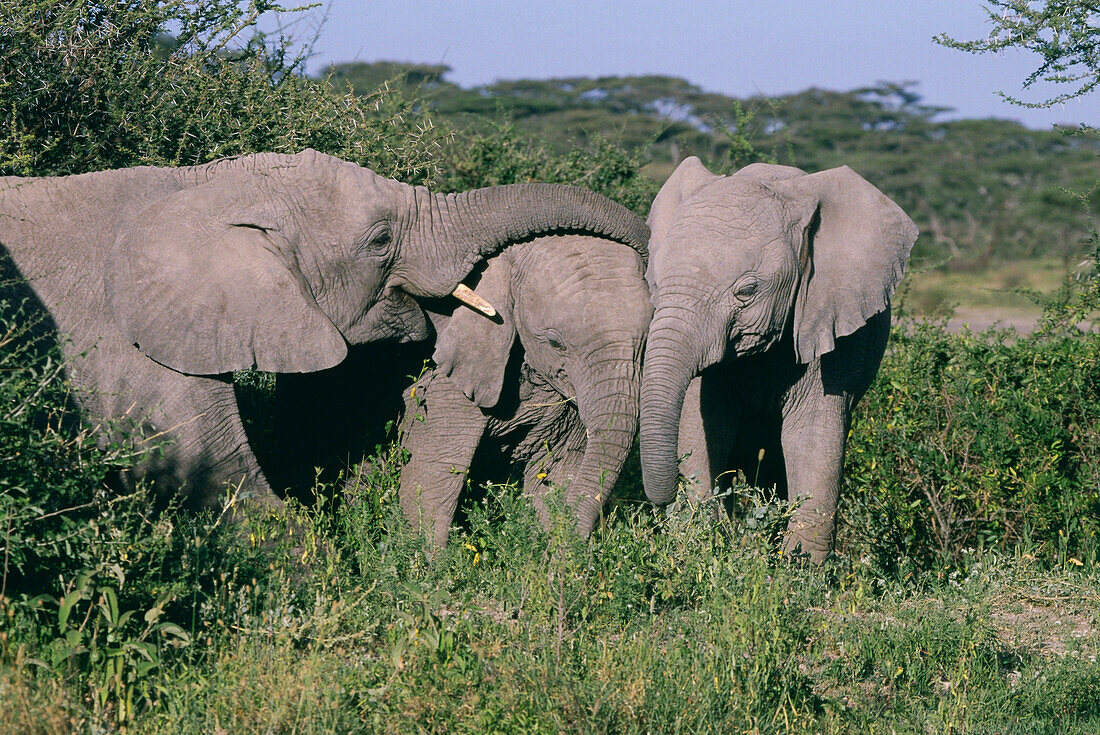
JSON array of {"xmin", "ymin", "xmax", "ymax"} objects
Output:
[
  {"xmin": 647, "ymin": 157, "xmax": 720, "ymax": 242},
  {"xmin": 772, "ymin": 166, "xmax": 918, "ymax": 364},
  {"xmin": 431, "ymin": 252, "xmax": 516, "ymax": 409},
  {"xmin": 106, "ymin": 172, "xmax": 347, "ymax": 375}
]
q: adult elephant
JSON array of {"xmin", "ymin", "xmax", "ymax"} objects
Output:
[
  {"xmin": 398, "ymin": 234, "xmax": 651, "ymax": 548},
  {"xmin": 0, "ymin": 149, "xmax": 648, "ymax": 508},
  {"xmin": 639, "ymin": 157, "xmax": 918, "ymax": 562}
]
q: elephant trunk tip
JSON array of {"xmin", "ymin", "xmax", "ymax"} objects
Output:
[{"xmin": 642, "ymin": 474, "xmax": 678, "ymax": 507}]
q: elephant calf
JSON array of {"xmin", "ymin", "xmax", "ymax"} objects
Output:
[
  {"xmin": 639, "ymin": 157, "xmax": 918, "ymax": 562},
  {"xmin": 399, "ymin": 234, "xmax": 652, "ymax": 547}
]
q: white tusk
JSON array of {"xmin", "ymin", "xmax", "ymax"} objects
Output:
[{"xmin": 452, "ymin": 283, "xmax": 497, "ymax": 318}]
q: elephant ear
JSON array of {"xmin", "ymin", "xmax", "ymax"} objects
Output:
[
  {"xmin": 647, "ymin": 156, "xmax": 720, "ymax": 242},
  {"xmin": 432, "ymin": 253, "xmax": 515, "ymax": 409},
  {"xmin": 773, "ymin": 166, "xmax": 918, "ymax": 364},
  {"xmin": 106, "ymin": 172, "xmax": 347, "ymax": 375}
]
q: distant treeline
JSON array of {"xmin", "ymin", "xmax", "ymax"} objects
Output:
[{"xmin": 324, "ymin": 62, "xmax": 1100, "ymax": 268}]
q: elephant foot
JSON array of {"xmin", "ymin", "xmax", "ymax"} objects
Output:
[{"xmin": 780, "ymin": 521, "xmax": 833, "ymax": 564}]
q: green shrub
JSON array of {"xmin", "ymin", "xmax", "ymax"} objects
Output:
[
  {"xmin": 0, "ymin": 0, "xmax": 446, "ymax": 183},
  {"xmin": 35, "ymin": 567, "xmax": 191, "ymax": 724},
  {"xmin": 842, "ymin": 320, "xmax": 1100, "ymax": 572},
  {"xmin": 0, "ymin": 284, "xmax": 153, "ymax": 591}
]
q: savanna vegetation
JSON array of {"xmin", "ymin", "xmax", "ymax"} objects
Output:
[{"xmin": 1, "ymin": 1, "xmax": 1098, "ymax": 732}]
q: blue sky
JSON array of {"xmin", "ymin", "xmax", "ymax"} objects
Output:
[{"xmin": 284, "ymin": 0, "xmax": 1098, "ymax": 129}]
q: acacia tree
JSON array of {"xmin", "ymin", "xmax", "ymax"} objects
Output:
[{"xmin": 935, "ymin": 1, "xmax": 1099, "ymax": 108}]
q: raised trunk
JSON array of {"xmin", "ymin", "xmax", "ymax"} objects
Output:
[
  {"xmin": 569, "ymin": 357, "xmax": 641, "ymax": 535},
  {"xmin": 639, "ymin": 311, "xmax": 703, "ymax": 506},
  {"xmin": 400, "ymin": 184, "xmax": 649, "ymax": 298}
]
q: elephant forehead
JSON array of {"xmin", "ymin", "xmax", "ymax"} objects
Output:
[
  {"xmin": 319, "ymin": 164, "xmax": 400, "ymax": 216},
  {"xmin": 559, "ymin": 294, "xmax": 649, "ymax": 343},
  {"xmin": 521, "ymin": 237, "xmax": 643, "ymax": 287},
  {"xmin": 518, "ymin": 239, "xmax": 650, "ymax": 334},
  {"xmin": 653, "ymin": 187, "xmax": 796, "ymax": 272},
  {"xmin": 274, "ymin": 159, "xmax": 397, "ymax": 229},
  {"xmin": 580, "ymin": 272, "xmax": 650, "ymax": 329},
  {"xmin": 672, "ymin": 184, "xmax": 789, "ymax": 239}
]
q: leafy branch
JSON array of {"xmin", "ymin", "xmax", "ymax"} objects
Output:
[{"xmin": 935, "ymin": 1, "xmax": 1100, "ymax": 107}]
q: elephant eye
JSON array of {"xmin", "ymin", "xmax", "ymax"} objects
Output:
[
  {"xmin": 545, "ymin": 332, "xmax": 566, "ymax": 352},
  {"xmin": 734, "ymin": 280, "xmax": 760, "ymax": 302},
  {"xmin": 359, "ymin": 225, "xmax": 392, "ymax": 253}
]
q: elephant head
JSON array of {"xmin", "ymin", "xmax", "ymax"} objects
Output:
[
  {"xmin": 640, "ymin": 157, "xmax": 918, "ymax": 505},
  {"xmin": 106, "ymin": 149, "xmax": 649, "ymax": 377},
  {"xmin": 431, "ymin": 234, "xmax": 652, "ymax": 534}
]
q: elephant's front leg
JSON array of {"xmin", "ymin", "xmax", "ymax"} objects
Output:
[
  {"xmin": 510, "ymin": 386, "xmax": 591, "ymax": 531},
  {"xmin": 399, "ymin": 373, "xmax": 490, "ymax": 548},
  {"xmin": 678, "ymin": 371, "xmax": 739, "ymax": 508},
  {"xmin": 110, "ymin": 366, "xmax": 278, "ymax": 511},
  {"xmin": 778, "ymin": 380, "xmax": 850, "ymax": 563}
]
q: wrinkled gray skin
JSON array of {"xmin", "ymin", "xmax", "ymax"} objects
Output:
[
  {"xmin": 640, "ymin": 157, "xmax": 918, "ymax": 562},
  {"xmin": 399, "ymin": 234, "xmax": 652, "ymax": 547},
  {"xmin": 0, "ymin": 150, "xmax": 648, "ymax": 508}
]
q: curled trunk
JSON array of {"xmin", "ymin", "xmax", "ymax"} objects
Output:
[{"xmin": 401, "ymin": 184, "xmax": 650, "ymax": 298}]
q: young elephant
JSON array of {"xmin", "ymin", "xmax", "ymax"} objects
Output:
[
  {"xmin": 640, "ymin": 157, "xmax": 918, "ymax": 562},
  {"xmin": 399, "ymin": 234, "xmax": 652, "ymax": 547}
]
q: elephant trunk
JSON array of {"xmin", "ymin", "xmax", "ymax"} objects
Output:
[
  {"xmin": 639, "ymin": 308, "xmax": 704, "ymax": 506},
  {"xmin": 568, "ymin": 343, "xmax": 642, "ymax": 535},
  {"xmin": 400, "ymin": 184, "xmax": 649, "ymax": 298}
]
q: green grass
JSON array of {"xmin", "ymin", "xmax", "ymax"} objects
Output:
[{"xmin": 2, "ymin": 473, "xmax": 1098, "ymax": 734}]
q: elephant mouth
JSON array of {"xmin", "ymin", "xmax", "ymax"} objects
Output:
[
  {"xmin": 729, "ymin": 331, "xmax": 770, "ymax": 358},
  {"xmin": 349, "ymin": 289, "xmax": 430, "ymax": 343}
]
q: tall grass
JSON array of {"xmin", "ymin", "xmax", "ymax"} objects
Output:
[{"xmin": 6, "ymin": 466, "xmax": 1098, "ymax": 733}]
